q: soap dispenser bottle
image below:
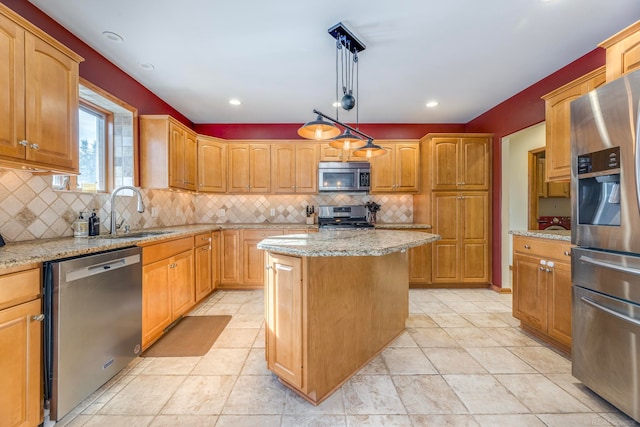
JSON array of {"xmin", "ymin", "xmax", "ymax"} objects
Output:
[
  {"xmin": 73, "ymin": 211, "xmax": 89, "ymax": 237},
  {"xmin": 88, "ymin": 209, "xmax": 100, "ymax": 236}
]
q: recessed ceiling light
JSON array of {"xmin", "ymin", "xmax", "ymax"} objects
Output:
[
  {"xmin": 102, "ymin": 31, "xmax": 123, "ymax": 43},
  {"xmin": 426, "ymin": 101, "xmax": 439, "ymax": 108},
  {"xmin": 229, "ymin": 99, "xmax": 241, "ymax": 106},
  {"xmin": 140, "ymin": 63, "xmax": 155, "ymax": 70}
]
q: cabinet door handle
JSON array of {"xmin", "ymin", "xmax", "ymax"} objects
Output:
[
  {"xmin": 19, "ymin": 140, "xmax": 28, "ymax": 147},
  {"xmin": 32, "ymin": 314, "xmax": 45, "ymax": 322},
  {"xmin": 563, "ymin": 251, "xmax": 571, "ymax": 256},
  {"xmin": 265, "ymin": 265, "xmax": 272, "ymax": 270}
]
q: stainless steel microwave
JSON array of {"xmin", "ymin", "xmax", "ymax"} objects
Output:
[{"xmin": 318, "ymin": 161, "xmax": 370, "ymax": 192}]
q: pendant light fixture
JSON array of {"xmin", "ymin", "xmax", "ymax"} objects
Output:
[{"xmin": 298, "ymin": 23, "xmax": 386, "ymax": 158}]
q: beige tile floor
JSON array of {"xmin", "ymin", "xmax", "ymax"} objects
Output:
[{"xmin": 53, "ymin": 288, "xmax": 639, "ymax": 427}]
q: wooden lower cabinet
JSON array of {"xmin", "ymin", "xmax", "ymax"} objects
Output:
[
  {"xmin": 194, "ymin": 232, "xmax": 213, "ymax": 303},
  {"xmin": 242, "ymin": 230, "xmax": 284, "ymax": 286},
  {"xmin": 211, "ymin": 231, "xmax": 221, "ymax": 292},
  {"xmin": 141, "ymin": 236, "xmax": 195, "ymax": 349},
  {"xmin": 220, "ymin": 229, "xmax": 284, "ymax": 289},
  {"xmin": 265, "ymin": 253, "xmax": 304, "ymax": 388},
  {"xmin": 220, "ymin": 230, "xmax": 241, "ymax": 285},
  {"xmin": 512, "ymin": 235, "xmax": 573, "ymax": 353},
  {"xmin": 431, "ymin": 192, "xmax": 490, "ymax": 285},
  {"xmin": 0, "ymin": 263, "xmax": 43, "ymax": 427},
  {"xmin": 170, "ymin": 250, "xmax": 196, "ymax": 319},
  {"xmin": 409, "ymin": 240, "xmax": 432, "ymax": 286}
]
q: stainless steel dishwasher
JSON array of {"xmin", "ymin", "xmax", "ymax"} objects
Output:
[{"xmin": 43, "ymin": 246, "xmax": 142, "ymax": 421}]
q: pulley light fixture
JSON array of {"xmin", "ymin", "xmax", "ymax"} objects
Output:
[{"xmin": 297, "ymin": 22, "xmax": 386, "ymax": 158}]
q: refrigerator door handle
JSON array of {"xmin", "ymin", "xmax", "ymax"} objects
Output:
[
  {"xmin": 579, "ymin": 255, "xmax": 640, "ymax": 276},
  {"xmin": 580, "ymin": 296, "xmax": 640, "ymax": 328}
]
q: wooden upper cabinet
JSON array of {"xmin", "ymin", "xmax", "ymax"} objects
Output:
[
  {"xmin": 168, "ymin": 121, "xmax": 197, "ymax": 190},
  {"xmin": 370, "ymin": 142, "xmax": 419, "ymax": 193},
  {"xmin": 197, "ymin": 135, "xmax": 227, "ymax": 193},
  {"xmin": 319, "ymin": 143, "xmax": 363, "ymax": 162},
  {"xmin": 542, "ymin": 66, "xmax": 606, "ymax": 182},
  {"xmin": 430, "ymin": 135, "xmax": 490, "ymax": 191},
  {"xmin": 140, "ymin": 115, "xmax": 197, "ymax": 191},
  {"xmin": 272, "ymin": 143, "xmax": 319, "ymax": 194},
  {"xmin": 599, "ymin": 20, "xmax": 640, "ymax": 82},
  {"xmin": 228, "ymin": 143, "xmax": 271, "ymax": 193},
  {"xmin": 0, "ymin": 4, "xmax": 82, "ymax": 173}
]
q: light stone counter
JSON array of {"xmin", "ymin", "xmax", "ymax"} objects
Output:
[
  {"xmin": 374, "ymin": 223, "xmax": 432, "ymax": 230},
  {"xmin": 0, "ymin": 223, "xmax": 319, "ymax": 269},
  {"xmin": 257, "ymin": 229, "xmax": 440, "ymax": 257},
  {"xmin": 510, "ymin": 229, "xmax": 571, "ymax": 242}
]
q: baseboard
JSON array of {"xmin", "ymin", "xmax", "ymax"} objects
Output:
[
  {"xmin": 489, "ymin": 284, "xmax": 512, "ymax": 294},
  {"xmin": 409, "ymin": 283, "xmax": 488, "ymax": 289}
]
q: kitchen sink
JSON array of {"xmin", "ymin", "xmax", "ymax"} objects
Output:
[{"xmin": 105, "ymin": 230, "xmax": 173, "ymax": 239}]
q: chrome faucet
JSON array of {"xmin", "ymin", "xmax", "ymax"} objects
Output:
[{"xmin": 110, "ymin": 186, "xmax": 145, "ymax": 234}]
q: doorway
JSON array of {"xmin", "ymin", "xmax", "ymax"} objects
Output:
[
  {"xmin": 528, "ymin": 148, "xmax": 571, "ymax": 230},
  {"xmin": 500, "ymin": 123, "xmax": 545, "ymax": 289}
]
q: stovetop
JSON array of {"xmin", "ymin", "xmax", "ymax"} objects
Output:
[{"xmin": 317, "ymin": 205, "xmax": 374, "ymax": 229}]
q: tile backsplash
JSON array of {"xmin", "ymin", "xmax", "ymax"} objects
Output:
[{"xmin": 0, "ymin": 169, "xmax": 413, "ymax": 242}]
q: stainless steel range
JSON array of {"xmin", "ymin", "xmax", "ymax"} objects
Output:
[{"xmin": 318, "ymin": 205, "xmax": 374, "ymax": 229}]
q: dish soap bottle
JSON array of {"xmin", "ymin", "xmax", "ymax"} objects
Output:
[
  {"xmin": 73, "ymin": 211, "xmax": 89, "ymax": 237},
  {"xmin": 88, "ymin": 209, "xmax": 100, "ymax": 237}
]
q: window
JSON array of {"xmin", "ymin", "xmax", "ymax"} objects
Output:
[
  {"xmin": 53, "ymin": 79, "xmax": 138, "ymax": 193},
  {"xmin": 77, "ymin": 104, "xmax": 107, "ymax": 191}
]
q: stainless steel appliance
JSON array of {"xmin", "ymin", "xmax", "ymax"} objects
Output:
[
  {"xmin": 571, "ymin": 68, "xmax": 640, "ymax": 422},
  {"xmin": 43, "ymin": 246, "xmax": 143, "ymax": 421},
  {"xmin": 318, "ymin": 161, "xmax": 371, "ymax": 192},
  {"xmin": 318, "ymin": 205, "xmax": 374, "ymax": 229}
]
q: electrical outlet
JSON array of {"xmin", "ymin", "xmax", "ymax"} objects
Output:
[
  {"xmin": 151, "ymin": 207, "xmax": 159, "ymax": 218},
  {"xmin": 270, "ymin": 208, "xmax": 276, "ymax": 217},
  {"xmin": 217, "ymin": 209, "xmax": 226, "ymax": 217}
]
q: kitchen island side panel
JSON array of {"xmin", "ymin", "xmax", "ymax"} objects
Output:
[{"xmin": 304, "ymin": 252, "xmax": 409, "ymax": 402}]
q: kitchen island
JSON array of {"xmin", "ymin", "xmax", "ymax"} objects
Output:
[{"xmin": 257, "ymin": 229, "xmax": 440, "ymax": 404}]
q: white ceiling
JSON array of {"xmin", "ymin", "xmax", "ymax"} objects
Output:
[{"xmin": 28, "ymin": 0, "xmax": 640, "ymax": 125}]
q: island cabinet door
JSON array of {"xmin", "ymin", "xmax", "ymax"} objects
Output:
[{"xmin": 266, "ymin": 253, "xmax": 304, "ymax": 390}]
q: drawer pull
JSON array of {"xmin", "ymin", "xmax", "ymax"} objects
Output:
[
  {"xmin": 32, "ymin": 314, "xmax": 45, "ymax": 322},
  {"xmin": 563, "ymin": 251, "xmax": 571, "ymax": 256},
  {"xmin": 524, "ymin": 244, "xmax": 531, "ymax": 249}
]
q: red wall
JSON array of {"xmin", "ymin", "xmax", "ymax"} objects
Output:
[
  {"xmin": 465, "ymin": 48, "xmax": 606, "ymax": 288},
  {"xmin": 3, "ymin": 0, "xmax": 192, "ymax": 127}
]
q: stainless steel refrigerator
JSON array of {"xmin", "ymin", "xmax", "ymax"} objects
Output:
[{"xmin": 571, "ymin": 68, "xmax": 640, "ymax": 422}]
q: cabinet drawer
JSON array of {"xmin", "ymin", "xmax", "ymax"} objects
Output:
[
  {"xmin": 513, "ymin": 236, "xmax": 572, "ymax": 261},
  {"xmin": 194, "ymin": 232, "xmax": 212, "ymax": 247},
  {"xmin": 142, "ymin": 236, "xmax": 194, "ymax": 265},
  {"xmin": 0, "ymin": 265, "xmax": 41, "ymax": 309},
  {"xmin": 243, "ymin": 229, "xmax": 284, "ymax": 239}
]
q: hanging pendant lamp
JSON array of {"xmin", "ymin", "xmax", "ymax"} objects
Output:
[
  {"xmin": 298, "ymin": 23, "xmax": 386, "ymax": 158},
  {"xmin": 297, "ymin": 114, "xmax": 341, "ymax": 140},
  {"xmin": 352, "ymin": 139, "xmax": 386, "ymax": 159},
  {"xmin": 329, "ymin": 128, "xmax": 366, "ymax": 151}
]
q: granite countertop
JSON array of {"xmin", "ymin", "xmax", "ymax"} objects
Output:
[
  {"xmin": 510, "ymin": 229, "xmax": 572, "ymax": 242},
  {"xmin": 0, "ymin": 222, "xmax": 427, "ymax": 269},
  {"xmin": 0, "ymin": 223, "xmax": 318, "ymax": 269},
  {"xmin": 374, "ymin": 223, "xmax": 432, "ymax": 229},
  {"xmin": 257, "ymin": 229, "xmax": 441, "ymax": 257}
]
